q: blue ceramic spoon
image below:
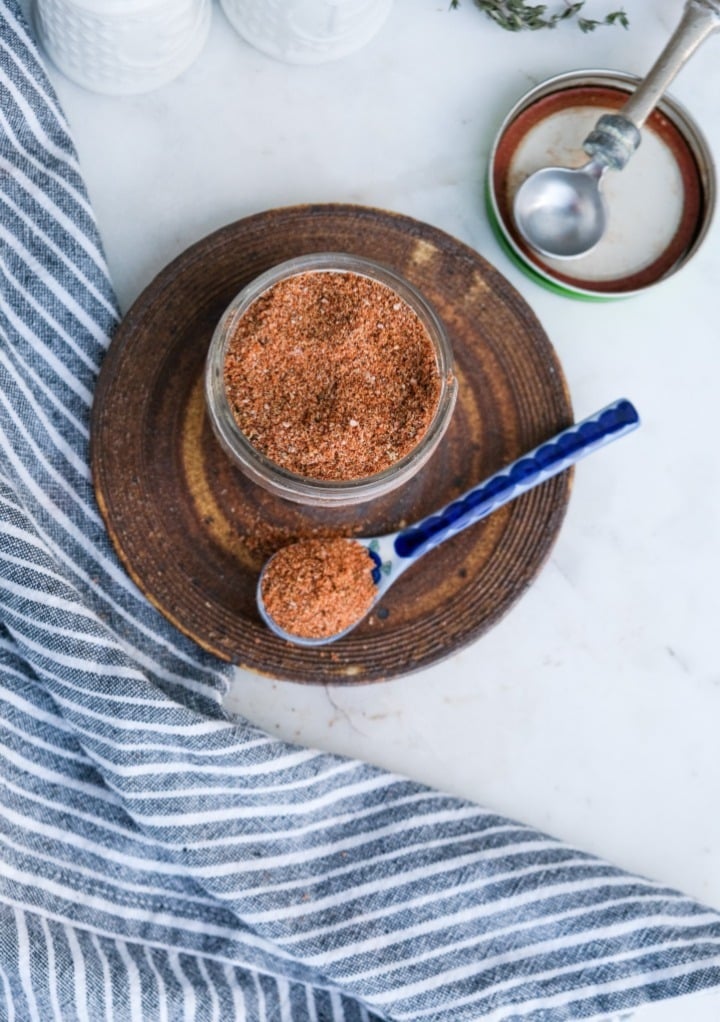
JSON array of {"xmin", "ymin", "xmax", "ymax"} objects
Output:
[{"xmin": 258, "ymin": 398, "xmax": 640, "ymax": 646}]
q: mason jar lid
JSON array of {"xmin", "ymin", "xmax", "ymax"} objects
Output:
[{"xmin": 487, "ymin": 70, "xmax": 716, "ymax": 299}]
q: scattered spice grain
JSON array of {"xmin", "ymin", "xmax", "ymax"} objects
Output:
[
  {"xmin": 260, "ymin": 537, "xmax": 377, "ymax": 640},
  {"xmin": 223, "ymin": 270, "xmax": 441, "ymax": 481}
]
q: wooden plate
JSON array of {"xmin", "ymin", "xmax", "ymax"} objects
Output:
[{"xmin": 91, "ymin": 204, "xmax": 573, "ymax": 684}]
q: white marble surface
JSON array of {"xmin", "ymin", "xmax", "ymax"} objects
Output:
[{"xmin": 25, "ymin": 1, "xmax": 720, "ymax": 1017}]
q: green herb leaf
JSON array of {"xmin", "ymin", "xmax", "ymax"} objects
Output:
[{"xmin": 451, "ymin": 1, "xmax": 629, "ymax": 32}]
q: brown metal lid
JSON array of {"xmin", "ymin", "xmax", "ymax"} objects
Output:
[{"xmin": 491, "ymin": 75, "xmax": 711, "ymax": 296}]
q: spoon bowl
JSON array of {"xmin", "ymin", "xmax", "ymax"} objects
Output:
[
  {"xmin": 513, "ymin": 159, "xmax": 608, "ymax": 259},
  {"xmin": 512, "ymin": 0, "xmax": 720, "ymax": 260},
  {"xmin": 257, "ymin": 398, "xmax": 640, "ymax": 647}
]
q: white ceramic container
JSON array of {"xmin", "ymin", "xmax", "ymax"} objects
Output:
[
  {"xmin": 219, "ymin": 0, "xmax": 394, "ymax": 64},
  {"xmin": 32, "ymin": 0, "xmax": 211, "ymax": 95}
]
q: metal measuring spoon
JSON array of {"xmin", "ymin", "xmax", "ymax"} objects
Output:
[
  {"xmin": 513, "ymin": 0, "xmax": 720, "ymax": 260},
  {"xmin": 257, "ymin": 398, "xmax": 640, "ymax": 646}
]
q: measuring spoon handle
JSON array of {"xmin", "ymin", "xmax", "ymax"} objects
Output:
[
  {"xmin": 393, "ymin": 399, "xmax": 640, "ymax": 562},
  {"xmin": 621, "ymin": 0, "xmax": 720, "ymax": 128}
]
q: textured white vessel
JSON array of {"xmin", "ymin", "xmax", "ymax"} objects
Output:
[
  {"xmin": 219, "ymin": 0, "xmax": 394, "ymax": 64},
  {"xmin": 32, "ymin": 0, "xmax": 211, "ymax": 95}
]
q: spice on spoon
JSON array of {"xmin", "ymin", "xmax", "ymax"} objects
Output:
[
  {"xmin": 222, "ymin": 270, "xmax": 441, "ymax": 481},
  {"xmin": 260, "ymin": 537, "xmax": 377, "ymax": 640}
]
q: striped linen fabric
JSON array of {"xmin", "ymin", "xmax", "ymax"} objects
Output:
[{"xmin": 0, "ymin": 2, "xmax": 719, "ymax": 1019}]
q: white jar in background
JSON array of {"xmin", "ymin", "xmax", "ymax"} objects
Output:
[
  {"xmin": 219, "ymin": 0, "xmax": 394, "ymax": 64},
  {"xmin": 31, "ymin": 0, "xmax": 211, "ymax": 95}
]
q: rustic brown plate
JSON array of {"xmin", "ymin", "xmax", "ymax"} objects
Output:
[{"xmin": 91, "ymin": 204, "xmax": 573, "ymax": 684}]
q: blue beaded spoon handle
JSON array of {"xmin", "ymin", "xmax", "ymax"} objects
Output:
[{"xmin": 257, "ymin": 398, "xmax": 640, "ymax": 646}]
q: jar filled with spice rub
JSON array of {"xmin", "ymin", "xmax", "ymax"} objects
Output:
[{"xmin": 205, "ymin": 253, "xmax": 457, "ymax": 507}]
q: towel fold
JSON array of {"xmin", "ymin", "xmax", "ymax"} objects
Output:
[{"xmin": 0, "ymin": 3, "xmax": 719, "ymax": 1019}]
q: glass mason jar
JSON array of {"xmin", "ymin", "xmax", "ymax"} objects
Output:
[{"xmin": 205, "ymin": 253, "xmax": 457, "ymax": 508}]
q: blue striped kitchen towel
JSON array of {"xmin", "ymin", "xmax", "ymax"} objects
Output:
[{"xmin": 1, "ymin": 2, "xmax": 720, "ymax": 1019}]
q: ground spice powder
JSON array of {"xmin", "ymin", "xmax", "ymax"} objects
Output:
[
  {"xmin": 261, "ymin": 537, "xmax": 377, "ymax": 640},
  {"xmin": 223, "ymin": 270, "xmax": 441, "ymax": 481}
]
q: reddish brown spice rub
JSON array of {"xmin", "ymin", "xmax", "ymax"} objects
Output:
[
  {"xmin": 223, "ymin": 270, "xmax": 441, "ymax": 481},
  {"xmin": 260, "ymin": 538, "xmax": 377, "ymax": 640}
]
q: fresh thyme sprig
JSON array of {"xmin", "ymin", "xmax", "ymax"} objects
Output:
[{"xmin": 450, "ymin": 1, "xmax": 629, "ymax": 32}]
